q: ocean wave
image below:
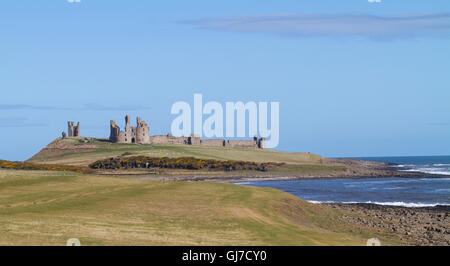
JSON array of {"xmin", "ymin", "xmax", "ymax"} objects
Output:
[
  {"xmin": 352, "ymin": 179, "xmax": 419, "ymax": 185},
  {"xmin": 308, "ymin": 200, "xmax": 336, "ymax": 204},
  {"xmin": 417, "ymin": 177, "xmax": 450, "ymax": 181},
  {"xmin": 394, "ymin": 164, "xmax": 415, "ymax": 168},
  {"xmin": 364, "ymin": 201, "xmax": 450, "ymax": 207},
  {"xmin": 435, "ymin": 188, "xmax": 450, "ymax": 192},
  {"xmin": 433, "ymin": 164, "xmax": 450, "ymax": 167},
  {"xmin": 235, "ymin": 182, "xmax": 252, "ymax": 185},
  {"xmin": 307, "ymin": 200, "xmax": 450, "ymax": 208},
  {"xmin": 400, "ymin": 168, "xmax": 450, "ymax": 175}
]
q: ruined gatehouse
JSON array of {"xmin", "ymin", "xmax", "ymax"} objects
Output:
[{"xmin": 109, "ymin": 115, "xmax": 150, "ymax": 144}]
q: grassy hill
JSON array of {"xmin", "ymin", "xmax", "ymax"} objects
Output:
[
  {"xmin": 0, "ymin": 137, "xmax": 407, "ymax": 245},
  {"xmin": 25, "ymin": 137, "xmax": 353, "ymax": 178},
  {"xmin": 27, "ymin": 137, "xmax": 325, "ymax": 167},
  {"xmin": 0, "ymin": 169, "xmax": 401, "ymax": 245}
]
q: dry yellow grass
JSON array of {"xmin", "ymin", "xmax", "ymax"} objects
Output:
[{"xmin": 0, "ymin": 169, "xmax": 400, "ymax": 246}]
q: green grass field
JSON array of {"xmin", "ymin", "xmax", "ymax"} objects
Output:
[
  {"xmin": 0, "ymin": 169, "xmax": 400, "ymax": 246},
  {"xmin": 0, "ymin": 137, "xmax": 401, "ymax": 245}
]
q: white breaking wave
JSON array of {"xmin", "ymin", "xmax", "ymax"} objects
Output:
[
  {"xmin": 391, "ymin": 160, "xmax": 450, "ymax": 176},
  {"xmin": 435, "ymin": 188, "xmax": 450, "ymax": 192},
  {"xmin": 234, "ymin": 182, "xmax": 252, "ymax": 185},
  {"xmin": 308, "ymin": 200, "xmax": 336, "ymax": 204},
  {"xmin": 417, "ymin": 177, "xmax": 450, "ymax": 181},
  {"xmin": 394, "ymin": 164, "xmax": 415, "ymax": 168},
  {"xmin": 400, "ymin": 168, "xmax": 450, "ymax": 175},
  {"xmin": 307, "ymin": 200, "xmax": 450, "ymax": 208}
]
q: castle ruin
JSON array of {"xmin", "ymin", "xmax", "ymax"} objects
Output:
[
  {"xmin": 109, "ymin": 115, "xmax": 150, "ymax": 144},
  {"xmin": 61, "ymin": 115, "xmax": 265, "ymax": 148},
  {"xmin": 67, "ymin": 121, "xmax": 80, "ymax": 137},
  {"xmin": 108, "ymin": 115, "xmax": 265, "ymax": 148}
]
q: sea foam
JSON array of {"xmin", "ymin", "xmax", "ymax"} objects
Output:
[{"xmin": 307, "ymin": 200, "xmax": 450, "ymax": 208}]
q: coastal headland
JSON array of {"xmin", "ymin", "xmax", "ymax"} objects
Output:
[
  {"xmin": 0, "ymin": 136, "xmax": 447, "ymax": 245},
  {"xmin": 26, "ymin": 137, "xmax": 443, "ymax": 181}
]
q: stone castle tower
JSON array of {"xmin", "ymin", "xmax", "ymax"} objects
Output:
[
  {"xmin": 67, "ymin": 121, "xmax": 80, "ymax": 137},
  {"xmin": 134, "ymin": 116, "xmax": 150, "ymax": 144},
  {"xmin": 109, "ymin": 115, "xmax": 150, "ymax": 144}
]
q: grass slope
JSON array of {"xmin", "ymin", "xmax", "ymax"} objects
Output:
[
  {"xmin": 0, "ymin": 169, "xmax": 399, "ymax": 246},
  {"xmin": 27, "ymin": 137, "xmax": 324, "ymax": 167}
]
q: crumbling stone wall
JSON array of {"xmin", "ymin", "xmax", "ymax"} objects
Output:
[
  {"xmin": 67, "ymin": 121, "xmax": 80, "ymax": 137},
  {"xmin": 109, "ymin": 120, "xmax": 120, "ymax": 142},
  {"xmin": 125, "ymin": 115, "xmax": 130, "ymax": 132},
  {"xmin": 188, "ymin": 135, "xmax": 200, "ymax": 145},
  {"xmin": 200, "ymin": 139, "xmax": 225, "ymax": 147},
  {"xmin": 149, "ymin": 134, "xmax": 189, "ymax": 144},
  {"xmin": 109, "ymin": 115, "xmax": 150, "ymax": 144},
  {"xmin": 257, "ymin": 137, "xmax": 266, "ymax": 149},
  {"xmin": 135, "ymin": 117, "xmax": 150, "ymax": 144},
  {"xmin": 74, "ymin": 122, "xmax": 80, "ymax": 136},
  {"xmin": 225, "ymin": 137, "xmax": 266, "ymax": 148},
  {"xmin": 226, "ymin": 139, "xmax": 258, "ymax": 148}
]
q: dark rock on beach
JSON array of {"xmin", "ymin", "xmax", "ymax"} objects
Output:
[{"xmin": 327, "ymin": 203, "xmax": 450, "ymax": 246}]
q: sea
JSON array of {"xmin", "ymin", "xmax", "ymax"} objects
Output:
[{"xmin": 237, "ymin": 156, "xmax": 450, "ymax": 208}]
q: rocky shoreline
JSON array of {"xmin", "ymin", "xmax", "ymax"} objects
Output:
[
  {"xmin": 326, "ymin": 203, "xmax": 450, "ymax": 246},
  {"xmin": 130, "ymin": 171, "xmax": 448, "ymax": 182},
  {"xmin": 126, "ymin": 158, "xmax": 448, "ymax": 182}
]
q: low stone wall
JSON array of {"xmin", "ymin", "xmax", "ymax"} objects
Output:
[
  {"xmin": 188, "ymin": 136, "xmax": 200, "ymax": 145},
  {"xmin": 149, "ymin": 135, "xmax": 188, "ymax": 145},
  {"xmin": 149, "ymin": 135, "xmax": 260, "ymax": 148},
  {"xmin": 200, "ymin": 139, "xmax": 225, "ymax": 147},
  {"xmin": 226, "ymin": 140, "xmax": 258, "ymax": 148}
]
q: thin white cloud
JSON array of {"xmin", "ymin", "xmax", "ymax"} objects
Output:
[
  {"xmin": 0, "ymin": 117, "xmax": 46, "ymax": 127},
  {"xmin": 182, "ymin": 13, "xmax": 450, "ymax": 40},
  {"xmin": 0, "ymin": 104, "xmax": 63, "ymax": 110}
]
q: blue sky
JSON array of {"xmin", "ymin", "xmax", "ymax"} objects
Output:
[{"xmin": 1, "ymin": 0, "xmax": 450, "ymax": 160}]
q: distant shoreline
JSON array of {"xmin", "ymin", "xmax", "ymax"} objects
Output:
[{"xmin": 129, "ymin": 171, "xmax": 450, "ymax": 183}]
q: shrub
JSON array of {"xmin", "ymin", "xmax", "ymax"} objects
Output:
[
  {"xmin": 89, "ymin": 156, "xmax": 284, "ymax": 172},
  {"xmin": 0, "ymin": 159, "xmax": 94, "ymax": 174}
]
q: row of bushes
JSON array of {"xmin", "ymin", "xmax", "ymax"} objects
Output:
[
  {"xmin": 0, "ymin": 160, "xmax": 94, "ymax": 174},
  {"xmin": 89, "ymin": 156, "xmax": 284, "ymax": 172}
]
